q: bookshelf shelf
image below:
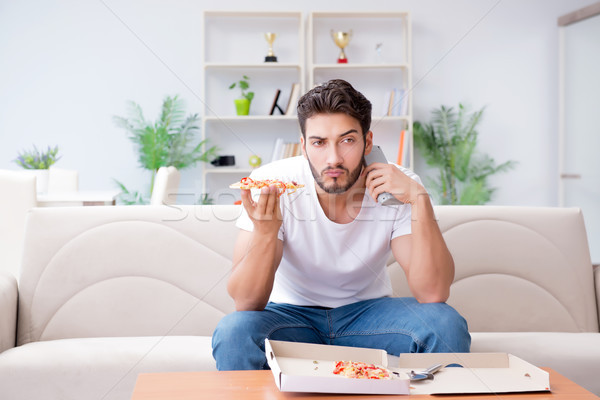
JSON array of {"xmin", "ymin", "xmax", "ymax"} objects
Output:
[
  {"xmin": 371, "ymin": 115, "xmax": 411, "ymax": 121},
  {"xmin": 205, "ymin": 168, "xmax": 254, "ymax": 174},
  {"xmin": 204, "ymin": 63, "xmax": 302, "ymax": 70},
  {"xmin": 203, "ymin": 115, "xmax": 298, "ymax": 122},
  {"xmin": 312, "ymin": 63, "xmax": 409, "ymax": 70}
]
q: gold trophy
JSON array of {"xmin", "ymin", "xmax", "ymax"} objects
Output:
[
  {"xmin": 264, "ymin": 32, "xmax": 277, "ymax": 62},
  {"xmin": 331, "ymin": 30, "xmax": 352, "ymax": 63}
]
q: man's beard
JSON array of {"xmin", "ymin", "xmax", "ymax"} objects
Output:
[{"xmin": 307, "ymin": 156, "xmax": 365, "ymax": 194}]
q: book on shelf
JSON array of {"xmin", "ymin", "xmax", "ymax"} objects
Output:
[
  {"xmin": 270, "ymin": 138, "xmax": 284, "ymax": 163},
  {"xmin": 384, "ymin": 88, "xmax": 409, "ymax": 116},
  {"xmin": 270, "ymin": 138, "xmax": 302, "ymax": 162},
  {"xmin": 383, "ymin": 89, "xmax": 395, "ymax": 116},
  {"xmin": 396, "ymin": 130, "xmax": 411, "ymax": 167},
  {"xmin": 285, "ymin": 83, "xmax": 301, "ymax": 115}
]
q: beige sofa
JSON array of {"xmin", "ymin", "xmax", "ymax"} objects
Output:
[{"xmin": 0, "ymin": 205, "xmax": 598, "ymax": 399}]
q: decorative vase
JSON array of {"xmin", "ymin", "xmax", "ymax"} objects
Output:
[
  {"xmin": 22, "ymin": 169, "xmax": 49, "ymax": 194},
  {"xmin": 234, "ymin": 99, "xmax": 251, "ymax": 116}
]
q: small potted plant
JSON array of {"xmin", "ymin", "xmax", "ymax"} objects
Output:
[
  {"xmin": 14, "ymin": 145, "xmax": 61, "ymax": 193},
  {"xmin": 229, "ymin": 75, "xmax": 254, "ymax": 116}
]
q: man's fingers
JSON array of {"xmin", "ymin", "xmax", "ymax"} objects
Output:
[
  {"xmin": 256, "ymin": 186, "xmax": 270, "ymax": 217},
  {"xmin": 240, "ymin": 189, "xmax": 254, "ymax": 209},
  {"xmin": 265, "ymin": 185, "xmax": 278, "ymax": 216},
  {"xmin": 365, "ymin": 165, "xmax": 385, "ymax": 185}
]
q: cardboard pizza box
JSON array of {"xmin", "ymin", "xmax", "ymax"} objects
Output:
[
  {"xmin": 265, "ymin": 339, "xmax": 410, "ymax": 395},
  {"xmin": 265, "ymin": 339, "xmax": 550, "ymax": 395}
]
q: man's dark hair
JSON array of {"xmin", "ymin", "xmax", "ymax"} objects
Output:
[{"xmin": 297, "ymin": 79, "xmax": 372, "ymax": 138}]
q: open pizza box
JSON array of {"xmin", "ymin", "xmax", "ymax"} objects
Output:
[{"xmin": 265, "ymin": 339, "xmax": 550, "ymax": 395}]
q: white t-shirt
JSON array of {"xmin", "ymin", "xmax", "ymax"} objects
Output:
[{"xmin": 236, "ymin": 156, "xmax": 422, "ymax": 308}]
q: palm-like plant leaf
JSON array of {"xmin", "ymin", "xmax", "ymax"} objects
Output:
[
  {"xmin": 113, "ymin": 95, "xmax": 218, "ymax": 203},
  {"xmin": 160, "ymin": 95, "xmax": 186, "ymax": 133},
  {"xmin": 413, "ymin": 104, "xmax": 517, "ymax": 205}
]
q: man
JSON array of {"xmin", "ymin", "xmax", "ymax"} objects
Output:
[{"xmin": 212, "ymin": 79, "xmax": 470, "ymax": 370}]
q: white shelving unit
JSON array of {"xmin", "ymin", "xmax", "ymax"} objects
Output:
[
  {"xmin": 201, "ymin": 11, "xmax": 304, "ymax": 204},
  {"xmin": 308, "ymin": 11, "xmax": 413, "ymax": 169},
  {"xmin": 200, "ymin": 11, "xmax": 411, "ymax": 204}
]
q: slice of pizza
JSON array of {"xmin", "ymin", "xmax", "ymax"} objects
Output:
[
  {"xmin": 229, "ymin": 177, "xmax": 305, "ymax": 196},
  {"xmin": 333, "ymin": 361, "xmax": 391, "ymax": 380}
]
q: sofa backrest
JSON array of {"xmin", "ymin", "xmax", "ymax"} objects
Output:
[
  {"xmin": 18, "ymin": 205, "xmax": 599, "ymax": 345},
  {"xmin": 18, "ymin": 205, "xmax": 239, "ymax": 346},
  {"xmin": 388, "ymin": 206, "xmax": 599, "ymax": 333}
]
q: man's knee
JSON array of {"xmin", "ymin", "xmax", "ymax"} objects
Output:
[
  {"xmin": 213, "ymin": 311, "xmax": 264, "ymax": 345},
  {"xmin": 212, "ymin": 311, "xmax": 270, "ymax": 370},
  {"xmin": 420, "ymin": 303, "xmax": 471, "ymax": 352}
]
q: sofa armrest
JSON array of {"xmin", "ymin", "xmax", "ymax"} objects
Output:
[
  {"xmin": 0, "ymin": 271, "xmax": 18, "ymax": 353},
  {"xmin": 595, "ymin": 265, "xmax": 600, "ymax": 329}
]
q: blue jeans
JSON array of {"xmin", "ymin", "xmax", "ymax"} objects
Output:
[{"xmin": 211, "ymin": 297, "xmax": 471, "ymax": 370}]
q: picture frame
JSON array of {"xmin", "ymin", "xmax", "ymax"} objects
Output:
[{"xmin": 269, "ymin": 89, "xmax": 284, "ymax": 115}]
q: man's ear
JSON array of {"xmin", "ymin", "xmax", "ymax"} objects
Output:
[{"xmin": 364, "ymin": 131, "xmax": 374, "ymax": 155}]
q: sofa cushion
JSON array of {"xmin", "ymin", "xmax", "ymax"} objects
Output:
[
  {"xmin": 471, "ymin": 332, "xmax": 600, "ymax": 396},
  {"xmin": 0, "ymin": 336, "xmax": 216, "ymax": 400}
]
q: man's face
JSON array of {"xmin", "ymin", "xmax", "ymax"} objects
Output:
[{"xmin": 301, "ymin": 113, "xmax": 373, "ymax": 194}]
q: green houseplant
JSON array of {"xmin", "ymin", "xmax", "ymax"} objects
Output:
[
  {"xmin": 413, "ymin": 104, "xmax": 516, "ymax": 205},
  {"xmin": 113, "ymin": 95, "xmax": 218, "ymax": 204},
  {"xmin": 13, "ymin": 145, "xmax": 61, "ymax": 193},
  {"xmin": 229, "ymin": 75, "xmax": 254, "ymax": 115}
]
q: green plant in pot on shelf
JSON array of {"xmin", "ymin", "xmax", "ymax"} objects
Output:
[
  {"xmin": 113, "ymin": 95, "xmax": 218, "ymax": 205},
  {"xmin": 13, "ymin": 145, "xmax": 61, "ymax": 193},
  {"xmin": 229, "ymin": 75, "xmax": 254, "ymax": 116},
  {"xmin": 413, "ymin": 103, "xmax": 517, "ymax": 205}
]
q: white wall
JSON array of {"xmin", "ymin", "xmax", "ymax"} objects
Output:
[{"xmin": 0, "ymin": 0, "xmax": 595, "ymax": 205}]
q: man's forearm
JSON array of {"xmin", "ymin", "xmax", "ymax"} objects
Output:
[
  {"xmin": 408, "ymin": 194, "xmax": 455, "ymax": 303},
  {"xmin": 228, "ymin": 231, "xmax": 281, "ymax": 311}
]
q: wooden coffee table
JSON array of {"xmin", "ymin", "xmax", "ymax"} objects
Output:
[{"xmin": 131, "ymin": 368, "xmax": 599, "ymax": 399}]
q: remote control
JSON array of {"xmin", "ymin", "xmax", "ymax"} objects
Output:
[{"xmin": 364, "ymin": 145, "xmax": 403, "ymax": 206}]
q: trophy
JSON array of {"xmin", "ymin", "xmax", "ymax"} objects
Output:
[
  {"xmin": 331, "ymin": 30, "xmax": 352, "ymax": 63},
  {"xmin": 264, "ymin": 32, "xmax": 277, "ymax": 62}
]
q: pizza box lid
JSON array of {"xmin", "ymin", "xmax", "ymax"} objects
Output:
[
  {"xmin": 265, "ymin": 339, "xmax": 550, "ymax": 395},
  {"xmin": 395, "ymin": 352, "xmax": 550, "ymax": 395}
]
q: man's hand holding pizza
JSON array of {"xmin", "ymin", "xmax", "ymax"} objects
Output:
[{"xmin": 240, "ymin": 184, "xmax": 283, "ymax": 235}]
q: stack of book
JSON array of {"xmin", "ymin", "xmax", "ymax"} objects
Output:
[
  {"xmin": 285, "ymin": 83, "xmax": 301, "ymax": 115},
  {"xmin": 383, "ymin": 88, "xmax": 409, "ymax": 116},
  {"xmin": 270, "ymin": 138, "xmax": 302, "ymax": 162}
]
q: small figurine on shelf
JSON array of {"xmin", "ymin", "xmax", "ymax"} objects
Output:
[{"xmin": 375, "ymin": 42, "xmax": 384, "ymax": 64}]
